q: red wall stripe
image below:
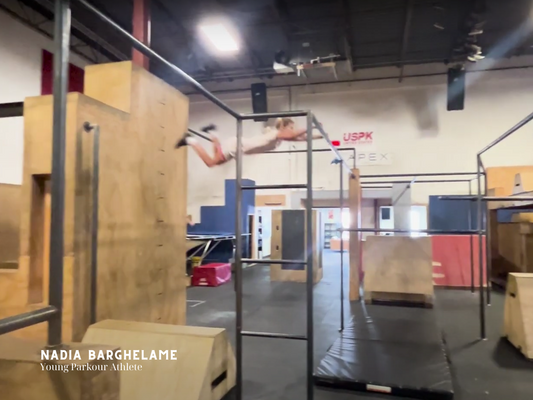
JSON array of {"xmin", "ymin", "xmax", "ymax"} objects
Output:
[{"xmin": 41, "ymin": 49, "xmax": 85, "ymax": 95}]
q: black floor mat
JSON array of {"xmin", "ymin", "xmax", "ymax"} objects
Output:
[{"xmin": 314, "ymin": 305, "xmax": 454, "ymax": 399}]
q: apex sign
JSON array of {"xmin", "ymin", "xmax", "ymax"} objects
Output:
[{"xmin": 343, "ymin": 132, "xmax": 373, "ymax": 145}]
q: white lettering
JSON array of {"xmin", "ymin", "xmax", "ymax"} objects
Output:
[
  {"xmin": 150, "ymin": 350, "xmax": 157, "ymax": 360},
  {"xmin": 171, "ymin": 350, "xmax": 177, "ymax": 360},
  {"xmin": 97, "ymin": 350, "xmax": 105, "ymax": 360},
  {"xmin": 89, "ymin": 350, "xmax": 95, "ymax": 360},
  {"xmin": 159, "ymin": 350, "xmax": 168, "ymax": 360},
  {"xmin": 107, "ymin": 350, "xmax": 113, "ymax": 360},
  {"xmin": 133, "ymin": 350, "xmax": 139, "ymax": 360},
  {"xmin": 141, "ymin": 350, "xmax": 148, "ymax": 360},
  {"xmin": 41, "ymin": 350, "xmax": 50, "ymax": 360},
  {"xmin": 115, "ymin": 350, "xmax": 122, "ymax": 360},
  {"xmin": 123, "ymin": 350, "xmax": 131, "ymax": 360}
]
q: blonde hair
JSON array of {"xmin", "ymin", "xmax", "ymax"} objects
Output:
[{"xmin": 275, "ymin": 117, "xmax": 294, "ymax": 130}]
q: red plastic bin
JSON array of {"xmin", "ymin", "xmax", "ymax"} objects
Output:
[{"xmin": 191, "ymin": 263, "xmax": 232, "ymax": 287}]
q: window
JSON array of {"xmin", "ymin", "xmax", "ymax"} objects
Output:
[{"xmin": 341, "ymin": 208, "xmax": 350, "ymax": 240}]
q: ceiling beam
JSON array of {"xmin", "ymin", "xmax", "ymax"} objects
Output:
[
  {"xmin": 151, "ymin": 0, "xmax": 213, "ymax": 74},
  {"xmin": 211, "ymin": 0, "xmax": 266, "ymax": 73},
  {"xmin": 341, "ymin": 0, "xmax": 355, "ymax": 70},
  {"xmin": 18, "ymin": 0, "xmax": 128, "ymax": 61},
  {"xmin": 398, "ymin": 0, "xmax": 415, "ymax": 82},
  {"xmin": 271, "ymin": 0, "xmax": 292, "ymax": 45}
]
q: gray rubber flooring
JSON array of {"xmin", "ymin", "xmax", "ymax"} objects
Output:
[{"xmin": 187, "ymin": 250, "xmax": 533, "ymax": 400}]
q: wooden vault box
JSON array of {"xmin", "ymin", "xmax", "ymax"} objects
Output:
[{"xmin": 0, "ymin": 61, "xmax": 188, "ymax": 341}]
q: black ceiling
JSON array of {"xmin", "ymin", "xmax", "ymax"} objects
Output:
[{"xmin": 6, "ymin": 0, "xmax": 533, "ymax": 84}]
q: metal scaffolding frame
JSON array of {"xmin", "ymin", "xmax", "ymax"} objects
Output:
[
  {"xmin": 0, "ymin": 1, "xmax": 350, "ymax": 399},
  {"xmin": 346, "ymin": 173, "xmax": 491, "ymax": 336},
  {"xmin": 1, "ymin": 0, "xmax": 532, "ymax": 398}
]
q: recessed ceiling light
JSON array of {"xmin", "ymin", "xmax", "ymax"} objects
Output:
[{"xmin": 200, "ymin": 23, "xmax": 239, "ymax": 52}]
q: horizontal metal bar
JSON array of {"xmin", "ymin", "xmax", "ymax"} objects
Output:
[
  {"xmin": 438, "ymin": 196, "xmax": 533, "ymax": 202},
  {"xmin": 478, "ymin": 111, "xmax": 533, "ymax": 156},
  {"xmin": 363, "ymin": 179, "xmax": 473, "ymax": 184},
  {"xmin": 0, "ymin": 101, "xmax": 23, "ymax": 118},
  {"xmin": 0, "ymin": 306, "xmax": 58, "ymax": 335},
  {"xmin": 242, "ymin": 258, "xmax": 307, "ymax": 265},
  {"xmin": 341, "ymin": 228, "xmax": 484, "ymax": 235},
  {"xmin": 266, "ymin": 147, "xmax": 355, "ymax": 155},
  {"xmin": 239, "ymin": 110, "xmax": 310, "ymax": 120},
  {"xmin": 75, "ymin": 0, "xmax": 240, "ymax": 119},
  {"xmin": 311, "ymin": 114, "xmax": 353, "ymax": 176},
  {"xmin": 360, "ymin": 171, "xmax": 482, "ymax": 179},
  {"xmin": 242, "ymin": 184, "xmax": 306, "ymax": 190},
  {"xmin": 188, "ymin": 128, "xmax": 212, "ymax": 142},
  {"xmin": 242, "ymin": 331, "xmax": 307, "ymax": 341}
]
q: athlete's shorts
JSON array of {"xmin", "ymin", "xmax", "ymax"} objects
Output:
[{"xmin": 218, "ymin": 137, "xmax": 237, "ymax": 161}]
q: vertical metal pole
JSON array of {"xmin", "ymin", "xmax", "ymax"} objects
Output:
[
  {"xmin": 484, "ymin": 176, "xmax": 491, "ymax": 305},
  {"xmin": 235, "ymin": 119, "xmax": 244, "ymax": 400},
  {"xmin": 87, "ymin": 124, "xmax": 100, "ymax": 324},
  {"xmin": 468, "ymin": 180, "xmax": 474, "ymax": 293},
  {"xmin": 477, "ymin": 156, "xmax": 486, "ymax": 339},
  {"xmin": 306, "ymin": 112, "xmax": 314, "ymax": 400},
  {"xmin": 48, "ymin": 0, "xmax": 71, "ymax": 347},
  {"xmin": 339, "ymin": 161, "xmax": 344, "ymax": 332}
]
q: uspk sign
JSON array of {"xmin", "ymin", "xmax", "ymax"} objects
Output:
[{"xmin": 343, "ymin": 132, "xmax": 373, "ymax": 145}]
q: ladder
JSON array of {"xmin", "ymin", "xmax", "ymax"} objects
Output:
[{"xmin": 233, "ymin": 111, "xmax": 353, "ymax": 400}]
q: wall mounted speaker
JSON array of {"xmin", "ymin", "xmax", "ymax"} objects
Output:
[
  {"xmin": 447, "ymin": 67, "xmax": 465, "ymax": 111},
  {"xmin": 251, "ymin": 83, "xmax": 268, "ymax": 121}
]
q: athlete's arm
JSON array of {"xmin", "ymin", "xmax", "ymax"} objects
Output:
[
  {"xmin": 275, "ymin": 128, "xmax": 308, "ymax": 141},
  {"xmin": 294, "ymin": 133, "xmax": 323, "ymax": 141}
]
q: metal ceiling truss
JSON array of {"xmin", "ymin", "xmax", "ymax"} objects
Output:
[{"xmin": 0, "ymin": 0, "xmax": 127, "ymax": 63}]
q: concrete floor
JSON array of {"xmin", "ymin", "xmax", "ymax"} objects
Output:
[{"xmin": 187, "ymin": 250, "xmax": 533, "ymax": 400}]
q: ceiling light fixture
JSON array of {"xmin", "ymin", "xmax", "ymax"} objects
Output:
[{"xmin": 200, "ymin": 23, "xmax": 239, "ymax": 52}]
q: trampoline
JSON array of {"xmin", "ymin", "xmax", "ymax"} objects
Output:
[{"xmin": 314, "ymin": 303, "xmax": 454, "ymax": 399}]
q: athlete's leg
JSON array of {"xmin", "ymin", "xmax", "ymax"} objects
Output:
[
  {"xmin": 201, "ymin": 124, "xmax": 225, "ymax": 159},
  {"xmin": 175, "ymin": 133, "xmax": 226, "ymax": 168}
]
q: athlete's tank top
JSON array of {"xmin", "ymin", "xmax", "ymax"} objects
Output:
[{"xmin": 241, "ymin": 127, "xmax": 281, "ymax": 155}]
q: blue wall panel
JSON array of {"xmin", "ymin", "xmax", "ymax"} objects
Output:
[
  {"xmin": 187, "ymin": 179, "xmax": 256, "ymax": 235},
  {"xmin": 429, "ymin": 195, "xmax": 480, "ymax": 231},
  {"xmin": 496, "ymin": 208, "xmax": 533, "ymax": 223}
]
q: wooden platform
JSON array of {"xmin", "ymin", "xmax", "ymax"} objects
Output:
[
  {"xmin": 363, "ymin": 236, "xmax": 434, "ymax": 307},
  {"xmin": 503, "ymin": 273, "xmax": 533, "ymax": 359},
  {"xmin": 0, "ymin": 183, "xmax": 21, "ymax": 264},
  {"xmin": 0, "ymin": 336, "xmax": 120, "ymax": 400},
  {"xmin": 349, "ymin": 169, "xmax": 362, "ymax": 301},
  {"xmin": 83, "ymin": 320, "xmax": 235, "ymax": 400},
  {"xmin": 0, "ymin": 61, "xmax": 188, "ymax": 341}
]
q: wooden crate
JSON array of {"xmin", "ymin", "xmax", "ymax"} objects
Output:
[
  {"xmin": 0, "ymin": 61, "xmax": 188, "ymax": 341},
  {"xmin": 83, "ymin": 320, "xmax": 235, "ymax": 400},
  {"xmin": 503, "ymin": 273, "xmax": 533, "ymax": 359},
  {"xmin": 363, "ymin": 236, "xmax": 434, "ymax": 307}
]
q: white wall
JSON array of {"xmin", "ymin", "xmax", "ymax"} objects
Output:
[
  {"xmin": 187, "ymin": 60, "xmax": 533, "ymax": 212},
  {"xmin": 0, "ymin": 10, "xmax": 90, "ymax": 185}
]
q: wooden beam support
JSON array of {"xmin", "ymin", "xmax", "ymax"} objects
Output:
[{"xmin": 132, "ymin": 0, "xmax": 151, "ymax": 69}]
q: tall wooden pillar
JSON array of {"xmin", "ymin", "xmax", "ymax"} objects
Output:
[
  {"xmin": 349, "ymin": 169, "xmax": 361, "ymax": 301},
  {"xmin": 132, "ymin": 0, "xmax": 151, "ymax": 69}
]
